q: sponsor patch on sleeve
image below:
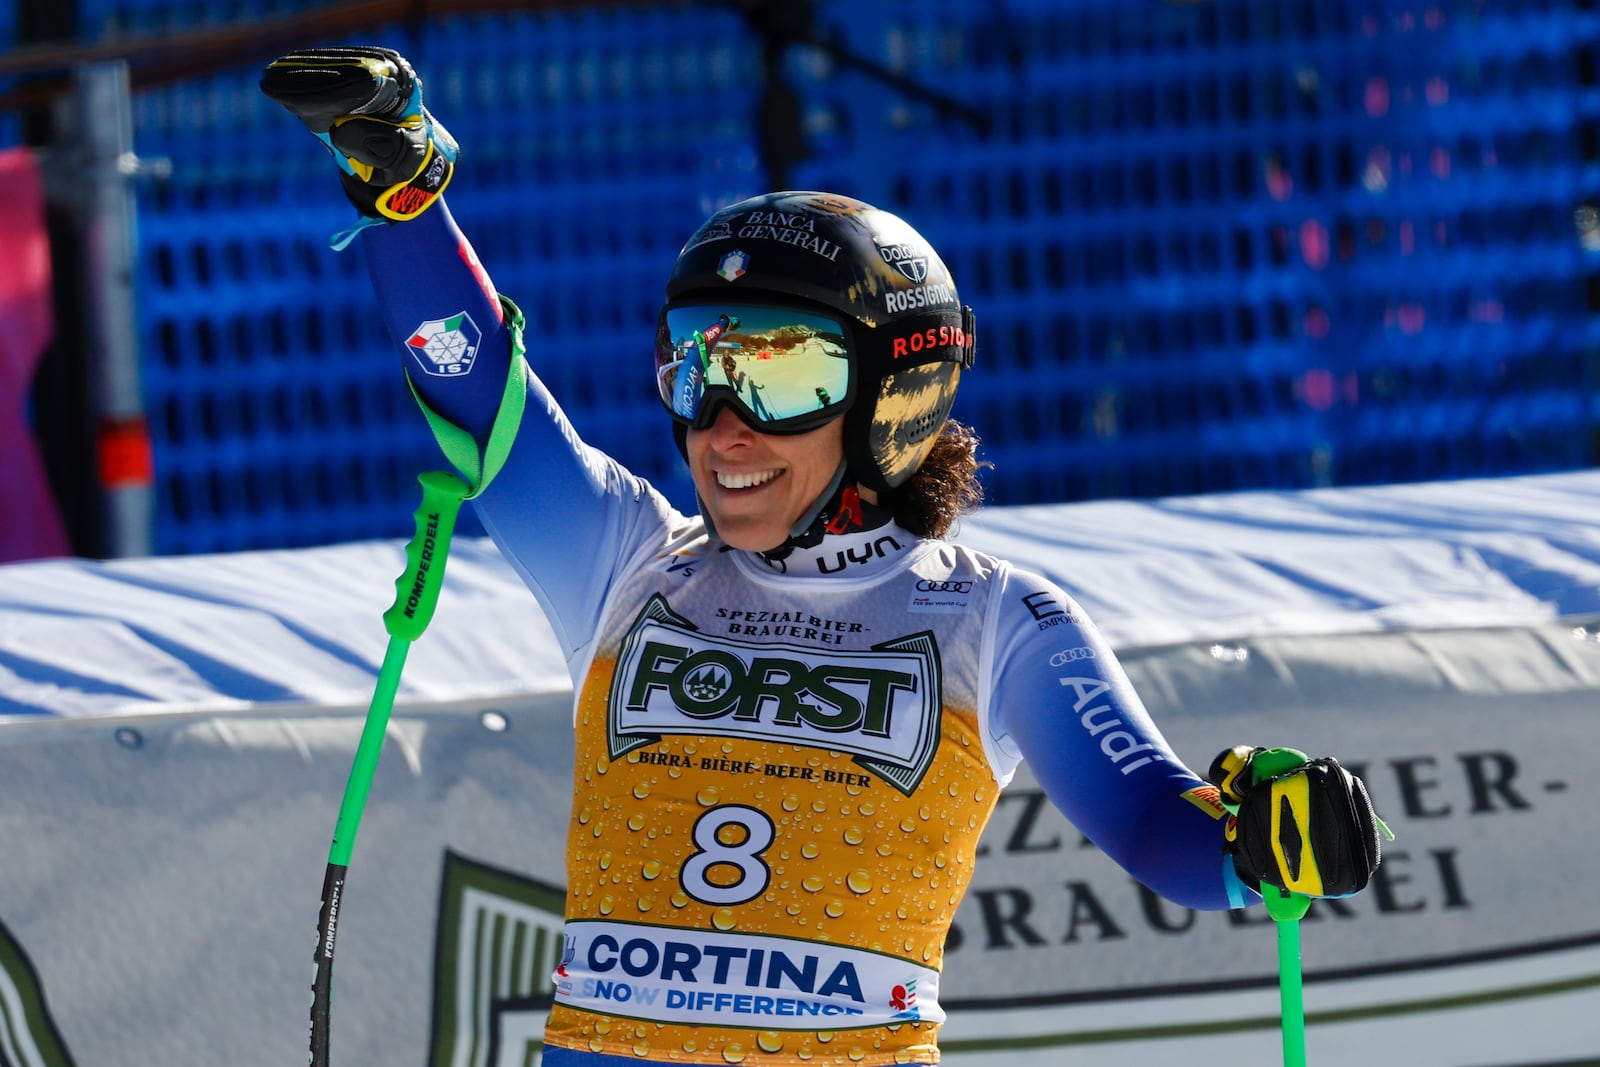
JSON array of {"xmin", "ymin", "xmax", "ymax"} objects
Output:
[{"xmin": 1181, "ymin": 783, "xmax": 1229, "ymax": 820}]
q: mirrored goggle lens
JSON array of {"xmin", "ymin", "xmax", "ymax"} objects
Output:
[{"xmin": 656, "ymin": 305, "xmax": 852, "ymax": 426}]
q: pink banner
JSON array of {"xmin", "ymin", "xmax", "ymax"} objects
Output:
[{"xmin": 0, "ymin": 146, "xmax": 68, "ymax": 562}]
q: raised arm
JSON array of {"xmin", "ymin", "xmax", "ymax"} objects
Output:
[{"xmin": 259, "ymin": 46, "xmax": 683, "ymax": 668}]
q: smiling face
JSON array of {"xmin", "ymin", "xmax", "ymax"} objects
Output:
[{"xmin": 685, "ymin": 406, "xmax": 847, "ymax": 551}]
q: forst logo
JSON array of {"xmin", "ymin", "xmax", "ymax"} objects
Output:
[
  {"xmin": 608, "ymin": 595, "xmax": 944, "ymax": 794},
  {"xmin": 625, "ymin": 642, "xmax": 911, "ymax": 732},
  {"xmin": 681, "ymin": 661, "xmax": 732, "ymax": 702}
]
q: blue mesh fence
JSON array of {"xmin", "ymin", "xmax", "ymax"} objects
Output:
[
  {"xmin": 0, "ymin": 2, "xmax": 16, "ymax": 147},
  {"xmin": 68, "ymin": 0, "xmax": 1600, "ymax": 553}
]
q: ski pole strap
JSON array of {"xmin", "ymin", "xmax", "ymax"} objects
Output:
[{"xmin": 406, "ymin": 294, "xmax": 529, "ymax": 499}]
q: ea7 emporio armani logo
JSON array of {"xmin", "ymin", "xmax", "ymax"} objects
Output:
[{"xmin": 607, "ymin": 595, "xmax": 944, "ymax": 795}]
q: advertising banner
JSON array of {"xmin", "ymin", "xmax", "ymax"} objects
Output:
[
  {"xmin": 1, "ymin": 621, "xmax": 1596, "ymax": 1066},
  {"xmin": 937, "ymin": 624, "xmax": 1600, "ymax": 1063},
  {"xmin": 0, "ymin": 146, "xmax": 68, "ymax": 563}
]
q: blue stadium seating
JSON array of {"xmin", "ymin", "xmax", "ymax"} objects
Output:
[{"xmin": 43, "ymin": 0, "xmax": 1600, "ymax": 552}]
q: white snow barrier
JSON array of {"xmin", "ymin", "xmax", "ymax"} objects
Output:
[{"xmin": 3, "ymin": 471, "xmax": 1599, "ymax": 1066}]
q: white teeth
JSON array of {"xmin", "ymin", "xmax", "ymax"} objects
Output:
[{"xmin": 717, "ymin": 468, "xmax": 780, "ymax": 490}]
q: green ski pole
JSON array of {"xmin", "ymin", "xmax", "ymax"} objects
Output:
[
  {"xmin": 1213, "ymin": 744, "xmax": 1392, "ymax": 1067},
  {"xmin": 1247, "ymin": 746, "xmax": 1316, "ymax": 1067},
  {"xmin": 1263, "ymin": 883, "xmax": 1312, "ymax": 1067},
  {"xmin": 309, "ymin": 470, "xmax": 470, "ymax": 1067},
  {"xmin": 1213, "ymin": 745, "xmax": 1315, "ymax": 1067}
]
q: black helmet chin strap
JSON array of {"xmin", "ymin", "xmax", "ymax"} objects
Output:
[
  {"xmin": 757, "ymin": 458, "xmax": 851, "ymax": 562},
  {"xmin": 694, "ymin": 458, "xmax": 848, "ymax": 553}
]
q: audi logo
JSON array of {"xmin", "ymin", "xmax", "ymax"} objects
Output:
[
  {"xmin": 1049, "ymin": 647, "xmax": 1096, "ymax": 666},
  {"xmin": 915, "ymin": 579, "xmax": 973, "ymax": 594}
]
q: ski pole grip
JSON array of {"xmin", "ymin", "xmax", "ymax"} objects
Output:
[
  {"xmin": 1250, "ymin": 748, "xmax": 1313, "ymax": 922},
  {"xmin": 383, "ymin": 470, "xmax": 470, "ymax": 641},
  {"xmin": 1263, "ymin": 883, "xmax": 1312, "ymax": 922}
]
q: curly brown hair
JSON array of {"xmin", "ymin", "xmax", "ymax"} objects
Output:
[{"xmin": 879, "ymin": 419, "xmax": 989, "ymax": 539}]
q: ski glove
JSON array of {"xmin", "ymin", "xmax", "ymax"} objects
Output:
[
  {"xmin": 1208, "ymin": 745, "xmax": 1386, "ymax": 898},
  {"xmin": 260, "ymin": 46, "xmax": 457, "ymax": 226}
]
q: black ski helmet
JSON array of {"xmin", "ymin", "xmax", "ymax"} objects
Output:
[{"xmin": 660, "ymin": 191, "xmax": 975, "ymax": 492}]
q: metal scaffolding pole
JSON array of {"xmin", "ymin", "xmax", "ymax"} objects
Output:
[{"xmin": 73, "ymin": 60, "xmax": 152, "ymax": 557}]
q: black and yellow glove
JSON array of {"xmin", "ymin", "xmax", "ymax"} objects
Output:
[
  {"xmin": 260, "ymin": 46, "xmax": 457, "ymax": 229},
  {"xmin": 1209, "ymin": 745, "xmax": 1386, "ymax": 898}
]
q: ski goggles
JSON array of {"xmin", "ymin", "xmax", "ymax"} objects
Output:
[{"xmin": 655, "ymin": 303, "xmax": 857, "ymax": 434}]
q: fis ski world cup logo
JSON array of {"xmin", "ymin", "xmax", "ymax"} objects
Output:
[{"xmin": 407, "ymin": 312, "xmax": 482, "ymax": 377}]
